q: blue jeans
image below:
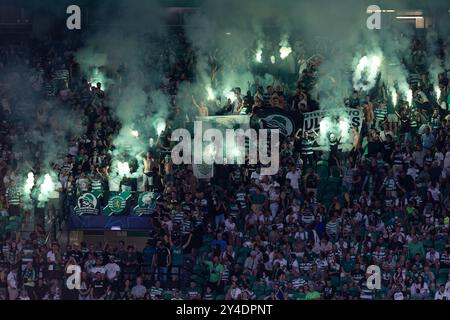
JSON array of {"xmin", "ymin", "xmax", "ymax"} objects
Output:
[
  {"xmin": 215, "ymin": 214, "xmax": 225, "ymax": 229},
  {"xmin": 156, "ymin": 267, "xmax": 168, "ymax": 286}
]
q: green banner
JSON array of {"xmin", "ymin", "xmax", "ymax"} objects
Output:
[
  {"xmin": 132, "ymin": 192, "xmax": 159, "ymax": 216},
  {"xmin": 103, "ymin": 191, "xmax": 132, "ymax": 216},
  {"xmin": 74, "ymin": 193, "xmax": 101, "ymax": 216}
]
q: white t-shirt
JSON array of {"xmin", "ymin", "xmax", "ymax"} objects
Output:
[
  {"xmin": 444, "ymin": 152, "xmax": 450, "ymax": 169},
  {"xmin": 426, "ymin": 251, "xmax": 440, "ymax": 263},
  {"xmin": 286, "ymin": 170, "xmax": 301, "ymax": 189},
  {"xmin": 250, "ymin": 172, "xmax": 260, "ymax": 182},
  {"xmin": 47, "ymin": 251, "xmax": 56, "ymax": 270},
  {"xmin": 435, "ymin": 290, "xmax": 450, "ymax": 300},
  {"xmin": 224, "ymin": 219, "xmax": 236, "ymax": 233},
  {"xmin": 428, "ymin": 185, "xmax": 441, "ymax": 201},
  {"xmin": 230, "ymin": 287, "xmax": 242, "ymax": 300},
  {"xmin": 393, "ymin": 291, "xmax": 405, "ymax": 300},
  {"xmin": 91, "ymin": 266, "xmax": 106, "ymax": 275},
  {"xmin": 49, "ymin": 181, "xmax": 62, "ymax": 199},
  {"xmin": 104, "ymin": 263, "xmax": 120, "ymax": 280},
  {"xmin": 7, "ymin": 272, "xmax": 17, "ymax": 289}
]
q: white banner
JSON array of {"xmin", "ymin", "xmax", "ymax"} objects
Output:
[{"xmin": 303, "ymin": 108, "xmax": 363, "ymax": 150}]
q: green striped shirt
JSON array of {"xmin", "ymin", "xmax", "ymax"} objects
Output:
[
  {"xmin": 374, "ymin": 105, "xmax": 388, "ymax": 121},
  {"xmin": 6, "ymin": 187, "xmax": 21, "ymax": 206},
  {"xmin": 91, "ymin": 179, "xmax": 103, "ymax": 192}
]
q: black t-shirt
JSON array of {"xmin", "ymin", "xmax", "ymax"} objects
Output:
[
  {"xmin": 398, "ymin": 175, "xmax": 415, "ymax": 192},
  {"xmin": 156, "ymin": 247, "xmax": 170, "ymax": 267},
  {"xmin": 69, "ymin": 250, "xmax": 83, "ymax": 263},
  {"xmin": 305, "ymin": 174, "xmax": 318, "ymax": 188},
  {"xmin": 324, "ymin": 285, "xmax": 336, "ymax": 299},
  {"xmin": 33, "ymin": 284, "xmax": 48, "ymax": 300},
  {"xmin": 400, "ymin": 116, "xmax": 410, "ymax": 132},
  {"xmin": 383, "ymin": 141, "xmax": 395, "ymax": 162},
  {"xmin": 367, "ymin": 140, "xmax": 383, "ymax": 158},
  {"xmin": 92, "ymin": 279, "xmax": 105, "ymax": 298}
]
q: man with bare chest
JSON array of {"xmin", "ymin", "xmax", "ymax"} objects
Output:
[{"xmin": 143, "ymin": 151, "xmax": 158, "ymax": 192}]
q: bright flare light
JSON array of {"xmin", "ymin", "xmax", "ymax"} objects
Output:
[
  {"xmin": 279, "ymin": 46, "xmax": 292, "ymax": 60},
  {"xmin": 156, "ymin": 119, "xmax": 166, "ymax": 136},
  {"xmin": 391, "ymin": 88, "xmax": 398, "ymax": 106},
  {"xmin": 406, "ymin": 89, "xmax": 413, "ymax": 106},
  {"xmin": 117, "ymin": 162, "xmax": 130, "ymax": 176},
  {"xmin": 255, "ymin": 49, "xmax": 263, "ymax": 63},
  {"xmin": 270, "ymin": 56, "xmax": 276, "ymax": 64},
  {"xmin": 435, "ymin": 85, "xmax": 441, "ymax": 101},
  {"xmin": 40, "ymin": 174, "xmax": 54, "ymax": 194},
  {"xmin": 279, "ymin": 36, "xmax": 292, "ymax": 60},
  {"xmin": 24, "ymin": 172, "xmax": 35, "ymax": 194},
  {"xmin": 130, "ymin": 129, "xmax": 139, "ymax": 138},
  {"xmin": 353, "ymin": 54, "xmax": 383, "ymax": 91},
  {"xmin": 38, "ymin": 174, "xmax": 55, "ymax": 203}
]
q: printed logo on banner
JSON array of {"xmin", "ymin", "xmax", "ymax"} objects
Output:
[
  {"xmin": 251, "ymin": 107, "xmax": 301, "ymax": 137},
  {"xmin": 103, "ymin": 192, "xmax": 131, "ymax": 216},
  {"xmin": 74, "ymin": 193, "xmax": 99, "ymax": 216},
  {"xmin": 133, "ymin": 192, "xmax": 159, "ymax": 216}
]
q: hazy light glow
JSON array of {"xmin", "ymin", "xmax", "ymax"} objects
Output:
[
  {"xmin": 90, "ymin": 67, "xmax": 106, "ymax": 89},
  {"xmin": 270, "ymin": 56, "xmax": 276, "ymax": 64},
  {"xmin": 339, "ymin": 118, "xmax": 351, "ymax": 141},
  {"xmin": 206, "ymin": 86, "xmax": 215, "ymax": 101},
  {"xmin": 339, "ymin": 118, "xmax": 350, "ymax": 133},
  {"xmin": 156, "ymin": 119, "xmax": 166, "ymax": 136},
  {"xmin": 320, "ymin": 117, "xmax": 332, "ymax": 135},
  {"xmin": 224, "ymin": 89, "xmax": 236, "ymax": 103}
]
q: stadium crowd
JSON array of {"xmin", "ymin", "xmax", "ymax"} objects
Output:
[{"xmin": 0, "ymin": 30, "xmax": 449, "ymax": 301}]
